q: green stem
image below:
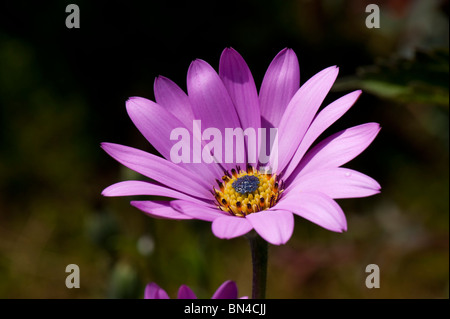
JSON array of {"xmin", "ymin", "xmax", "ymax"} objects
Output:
[{"xmin": 246, "ymin": 231, "xmax": 268, "ymax": 299}]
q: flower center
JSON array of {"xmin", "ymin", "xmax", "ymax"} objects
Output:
[
  {"xmin": 232, "ymin": 175, "xmax": 260, "ymax": 194},
  {"xmin": 213, "ymin": 165, "xmax": 283, "ymax": 217}
]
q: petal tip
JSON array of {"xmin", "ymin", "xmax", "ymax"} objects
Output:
[
  {"xmin": 222, "ymin": 46, "xmax": 236, "ymax": 54},
  {"xmin": 100, "ymin": 187, "xmax": 109, "ymax": 197},
  {"xmin": 189, "ymin": 58, "xmax": 207, "ymax": 69},
  {"xmin": 279, "ymin": 47, "xmax": 292, "ymax": 55},
  {"xmin": 100, "ymin": 142, "xmax": 111, "ymax": 151},
  {"xmin": 272, "ymin": 47, "xmax": 298, "ymax": 63},
  {"xmin": 125, "ymin": 96, "xmax": 149, "ymax": 113},
  {"xmin": 126, "ymin": 96, "xmax": 142, "ymax": 104}
]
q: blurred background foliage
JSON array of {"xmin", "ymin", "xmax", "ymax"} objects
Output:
[{"xmin": 0, "ymin": 0, "xmax": 448, "ymax": 298}]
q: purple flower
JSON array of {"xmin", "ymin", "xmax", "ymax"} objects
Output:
[
  {"xmin": 102, "ymin": 48, "xmax": 381, "ymax": 245},
  {"xmin": 144, "ymin": 280, "xmax": 247, "ymax": 299}
]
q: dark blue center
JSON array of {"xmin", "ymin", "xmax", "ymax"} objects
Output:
[{"xmin": 232, "ymin": 175, "xmax": 260, "ymax": 195}]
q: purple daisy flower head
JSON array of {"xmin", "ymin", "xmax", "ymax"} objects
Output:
[
  {"xmin": 144, "ymin": 280, "xmax": 247, "ymax": 299},
  {"xmin": 102, "ymin": 47, "xmax": 381, "ymax": 245}
]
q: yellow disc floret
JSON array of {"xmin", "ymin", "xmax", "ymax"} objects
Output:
[{"xmin": 213, "ymin": 165, "xmax": 283, "ymax": 217}]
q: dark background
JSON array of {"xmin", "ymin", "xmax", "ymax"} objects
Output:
[{"xmin": 0, "ymin": 0, "xmax": 448, "ymax": 298}]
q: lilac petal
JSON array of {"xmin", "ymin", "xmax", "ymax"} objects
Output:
[
  {"xmin": 102, "ymin": 180, "xmax": 213, "ymax": 205},
  {"xmin": 127, "ymin": 94, "xmax": 222, "ymax": 183},
  {"xmin": 126, "ymin": 97, "xmax": 185, "ymax": 161},
  {"xmin": 154, "ymin": 76, "xmax": 225, "ymax": 182},
  {"xmin": 132, "ymin": 201, "xmax": 168, "ymax": 210},
  {"xmin": 154, "ymin": 76, "xmax": 194, "ymax": 129},
  {"xmin": 246, "ymin": 210, "xmax": 294, "ymax": 245},
  {"xmin": 171, "ymin": 200, "xmax": 226, "ymax": 222},
  {"xmin": 177, "ymin": 285, "xmax": 197, "ymax": 299},
  {"xmin": 219, "ymin": 48, "xmax": 261, "ymax": 132},
  {"xmin": 286, "ymin": 168, "xmax": 381, "ymax": 199},
  {"xmin": 259, "ymin": 48, "xmax": 300, "ymax": 128},
  {"xmin": 126, "ymin": 86, "xmax": 221, "ymax": 183},
  {"xmin": 211, "ymin": 280, "xmax": 238, "ymax": 299},
  {"xmin": 211, "ymin": 215, "xmax": 252, "ymax": 239},
  {"xmin": 283, "ymin": 90, "xmax": 362, "ymax": 180},
  {"xmin": 275, "ymin": 191, "xmax": 347, "ymax": 232},
  {"xmin": 101, "ymin": 143, "xmax": 211, "ymax": 199},
  {"xmin": 131, "ymin": 201, "xmax": 193, "ymax": 220},
  {"xmin": 294, "ymin": 123, "xmax": 381, "ymax": 178},
  {"xmin": 269, "ymin": 66, "xmax": 339, "ymax": 174},
  {"xmin": 144, "ymin": 282, "xmax": 170, "ymax": 299},
  {"xmin": 187, "ymin": 59, "xmax": 242, "ymax": 169},
  {"xmin": 219, "ymin": 48, "xmax": 261, "ymax": 165}
]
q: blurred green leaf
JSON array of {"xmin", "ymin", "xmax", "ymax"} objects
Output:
[
  {"xmin": 107, "ymin": 262, "xmax": 141, "ymax": 299},
  {"xmin": 334, "ymin": 48, "xmax": 449, "ymax": 107}
]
